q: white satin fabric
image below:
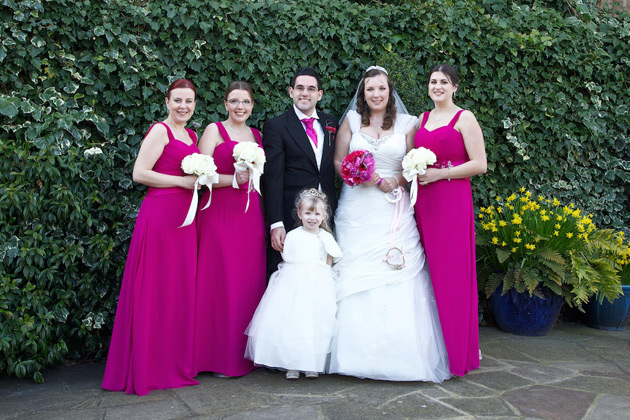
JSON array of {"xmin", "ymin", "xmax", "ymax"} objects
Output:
[
  {"xmin": 245, "ymin": 227, "xmax": 341, "ymax": 373},
  {"xmin": 330, "ymin": 110, "xmax": 451, "ymax": 382}
]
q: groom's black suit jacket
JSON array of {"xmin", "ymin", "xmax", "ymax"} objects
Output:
[{"xmin": 262, "ymin": 107, "xmax": 338, "ymax": 272}]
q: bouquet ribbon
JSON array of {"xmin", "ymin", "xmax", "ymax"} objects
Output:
[
  {"xmin": 403, "ymin": 167, "xmax": 426, "ymax": 208},
  {"xmin": 232, "ymin": 161, "xmax": 263, "ymax": 212},
  {"xmin": 180, "ymin": 173, "xmax": 219, "ymax": 228},
  {"xmin": 384, "ymin": 187, "xmax": 406, "ymax": 270}
]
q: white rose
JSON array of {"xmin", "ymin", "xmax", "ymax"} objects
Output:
[{"xmin": 181, "ymin": 153, "xmax": 217, "ymax": 176}]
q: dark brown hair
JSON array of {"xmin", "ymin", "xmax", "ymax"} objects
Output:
[
  {"xmin": 223, "ymin": 81, "xmax": 255, "ymax": 105},
  {"xmin": 356, "ymin": 68, "xmax": 396, "ymax": 130},
  {"xmin": 166, "ymin": 78, "xmax": 196, "ymax": 100},
  {"xmin": 290, "ymin": 67, "xmax": 322, "ymax": 90},
  {"xmin": 427, "ymin": 64, "xmax": 459, "ymax": 87}
]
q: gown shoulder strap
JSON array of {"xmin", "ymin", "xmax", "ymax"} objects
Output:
[
  {"xmin": 215, "ymin": 121, "xmax": 232, "ymax": 142},
  {"xmin": 250, "ymin": 127, "xmax": 262, "ymax": 146},
  {"xmin": 150, "ymin": 121, "xmax": 175, "ymax": 142},
  {"xmin": 420, "ymin": 112, "xmax": 430, "ymax": 129},
  {"xmin": 448, "ymin": 109, "xmax": 465, "ymax": 127},
  {"xmin": 185, "ymin": 128, "xmax": 198, "ymax": 144}
]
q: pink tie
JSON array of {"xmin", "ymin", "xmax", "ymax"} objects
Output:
[{"xmin": 302, "ymin": 118, "xmax": 318, "ymax": 147}]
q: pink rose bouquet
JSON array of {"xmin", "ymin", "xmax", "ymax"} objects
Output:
[{"xmin": 341, "ymin": 149, "xmax": 375, "ymax": 186}]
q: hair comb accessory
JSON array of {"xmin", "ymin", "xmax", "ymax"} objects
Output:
[{"xmin": 366, "ymin": 65, "xmax": 388, "ymax": 74}]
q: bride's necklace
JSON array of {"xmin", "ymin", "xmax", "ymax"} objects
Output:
[{"xmin": 370, "ymin": 118, "xmax": 384, "ymax": 127}]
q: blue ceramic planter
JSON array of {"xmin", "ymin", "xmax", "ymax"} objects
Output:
[
  {"xmin": 585, "ymin": 285, "xmax": 630, "ymax": 331},
  {"xmin": 490, "ymin": 288, "xmax": 564, "ymax": 336}
]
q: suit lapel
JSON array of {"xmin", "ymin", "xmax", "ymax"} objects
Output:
[{"xmin": 286, "ymin": 109, "xmax": 318, "ymax": 169}]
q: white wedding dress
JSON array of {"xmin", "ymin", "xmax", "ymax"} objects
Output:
[{"xmin": 329, "ymin": 110, "xmax": 451, "ymax": 382}]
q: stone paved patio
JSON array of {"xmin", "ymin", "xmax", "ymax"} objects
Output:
[{"xmin": 1, "ymin": 324, "xmax": 629, "ymax": 419}]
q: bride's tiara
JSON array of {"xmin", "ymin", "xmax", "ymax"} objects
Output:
[
  {"xmin": 299, "ymin": 188, "xmax": 327, "ymax": 201},
  {"xmin": 366, "ymin": 65, "xmax": 388, "ymax": 74}
]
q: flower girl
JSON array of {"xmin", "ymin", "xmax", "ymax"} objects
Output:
[{"xmin": 245, "ymin": 189, "xmax": 342, "ymax": 379}]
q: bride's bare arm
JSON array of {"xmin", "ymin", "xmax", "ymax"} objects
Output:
[{"xmin": 333, "ymin": 118, "xmax": 352, "ymax": 175}]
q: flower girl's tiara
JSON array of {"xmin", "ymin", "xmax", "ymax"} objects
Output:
[{"xmin": 299, "ymin": 188, "xmax": 327, "ymax": 201}]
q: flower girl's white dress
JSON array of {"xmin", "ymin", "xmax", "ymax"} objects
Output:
[{"xmin": 245, "ymin": 227, "xmax": 342, "ymax": 373}]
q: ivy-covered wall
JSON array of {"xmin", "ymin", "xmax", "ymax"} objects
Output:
[{"xmin": 1, "ymin": 0, "xmax": 628, "ymax": 381}]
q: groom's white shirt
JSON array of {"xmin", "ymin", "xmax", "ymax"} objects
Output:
[{"xmin": 293, "ymin": 105, "xmax": 324, "ymax": 170}]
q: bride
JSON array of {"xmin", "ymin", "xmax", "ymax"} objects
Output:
[{"xmin": 329, "ymin": 66, "xmax": 451, "ymax": 382}]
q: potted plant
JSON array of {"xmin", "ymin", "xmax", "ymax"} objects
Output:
[
  {"xmin": 476, "ymin": 188, "xmax": 622, "ymax": 336},
  {"xmin": 585, "ymin": 231, "xmax": 630, "ymax": 330}
]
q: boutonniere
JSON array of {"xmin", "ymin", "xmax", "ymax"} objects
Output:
[{"xmin": 324, "ymin": 121, "xmax": 337, "ymax": 146}]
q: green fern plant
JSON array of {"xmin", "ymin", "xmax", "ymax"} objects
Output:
[{"xmin": 616, "ymin": 232, "xmax": 630, "ymax": 286}]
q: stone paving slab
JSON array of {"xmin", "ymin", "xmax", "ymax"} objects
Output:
[
  {"xmin": 588, "ymin": 394, "xmax": 630, "ymax": 420},
  {"xmin": 503, "ymin": 385, "xmax": 596, "ymax": 420},
  {"xmin": 1, "ymin": 324, "xmax": 629, "ymax": 420}
]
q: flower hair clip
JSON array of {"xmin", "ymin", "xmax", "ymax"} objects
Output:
[{"xmin": 366, "ymin": 65, "xmax": 388, "ymax": 74}]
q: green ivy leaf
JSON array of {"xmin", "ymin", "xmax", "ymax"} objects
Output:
[{"xmin": 0, "ymin": 96, "xmax": 18, "ymax": 117}]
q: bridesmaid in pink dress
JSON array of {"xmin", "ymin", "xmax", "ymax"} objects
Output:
[
  {"xmin": 413, "ymin": 65, "xmax": 487, "ymax": 376},
  {"xmin": 194, "ymin": 81, "xmax": 266, "ymax": 377},
  {"xmin": 102, "ymin": 79, "xmax": 200, "ymax": 395}
]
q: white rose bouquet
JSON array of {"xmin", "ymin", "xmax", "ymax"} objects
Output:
[
  {"xmin": 232, "ymin": 142, "xmax": 266, "ymax": 212},
  {"xmin": 402, "ymin": 147, "xmax": 437, "ymax": 207},
  {"xmin": 179, "ymin": 153, "xmax": 220, "ymax": 227}
]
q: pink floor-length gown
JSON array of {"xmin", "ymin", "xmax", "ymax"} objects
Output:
[
  {"xmin": 102, "ymin": 122, "xmax": 200, "ymax": 395},
  {"xmin": 413, "ymin": 110, "xmax": 480, "ymax": 376},
  {"xmin": 194, "ymin": 122, "xmax": 266, "ymax": 377}
]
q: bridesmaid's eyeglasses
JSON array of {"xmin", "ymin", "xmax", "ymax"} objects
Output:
[{"xmin": 227, "ymin": 99, "xmax": 253, "ymax": 106}]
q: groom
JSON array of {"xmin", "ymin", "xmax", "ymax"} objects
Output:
[{"xmin": 262, "ymin": 67, "xmax": 338, "ymax": 276}]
